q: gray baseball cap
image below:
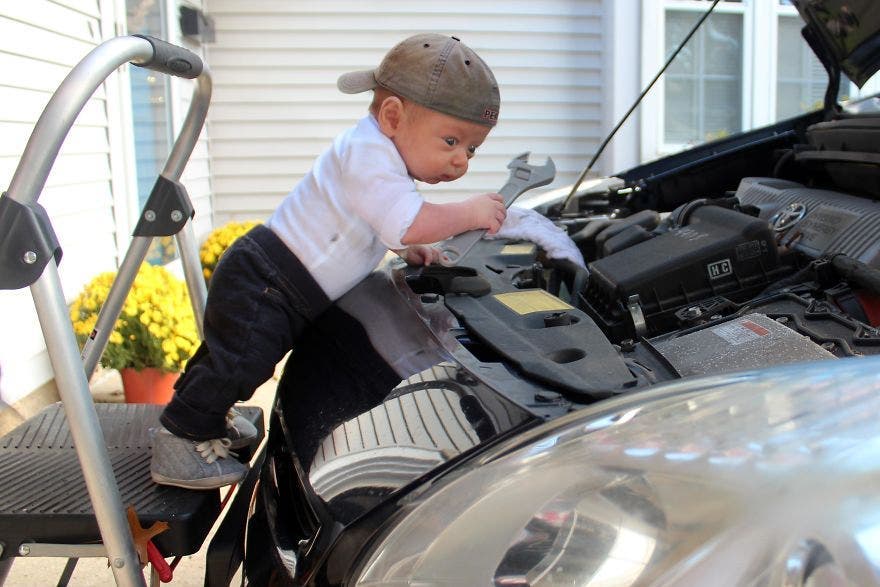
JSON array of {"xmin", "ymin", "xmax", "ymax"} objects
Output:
[{"xmin": 337, "ymin": 33, "xmax": 500, "ymax": 127}]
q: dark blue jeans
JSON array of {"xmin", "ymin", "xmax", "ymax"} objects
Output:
[{"xmin": 160, "ymin": 225, "xmax": 331, "ymax": 441}]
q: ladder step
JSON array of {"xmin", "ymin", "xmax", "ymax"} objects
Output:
[{"xmin": 0, "ymin": 402, "xmax": 263, "ymax": 559}]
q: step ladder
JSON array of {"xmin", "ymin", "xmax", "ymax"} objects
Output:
[{"xmin": 0, "ymin": 36, "xmax": 260, "ymax": 586}]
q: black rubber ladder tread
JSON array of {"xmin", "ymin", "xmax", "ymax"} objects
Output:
[{"xmin": 0, "ymin": 402, "xmax": 263, "ymax": 560}]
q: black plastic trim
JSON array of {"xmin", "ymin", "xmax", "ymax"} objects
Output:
[
  {"xmin": 0, "ymin": 195, "xmax": 62, "ymax": 290},
  {"xmin": 132, "ymin": 34, "xmax": 204, "ymax": 79},
  {"xmin": 205, "ymin": 446, "xmax": 266, "ymax": 587},
  {"xmin": 132, "ymin": 175, "xmax": 194, "ymax": 237}
]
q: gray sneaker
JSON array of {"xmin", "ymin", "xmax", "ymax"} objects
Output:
[
  {"xmin": 226, "ymin": 408, "xmax": 259, "ymax": 450},
  {"xmin": 151, "ymin": 427, "xmax": 247, "ymax": 490}
]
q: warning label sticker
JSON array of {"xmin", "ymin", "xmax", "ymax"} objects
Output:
[
  {"xmin": 501, "ymin": 243, "xmax": 537, "ymax": 256},
  {"xmin": 712, "ymin": 319, "xmax": 770, "ymax": 345},
  {"xmin": 494, "ymin": 290, "xmax": 573, "ymax": 315}
]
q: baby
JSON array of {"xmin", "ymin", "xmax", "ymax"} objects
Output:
[{"xmin": 151, "ymin": 33, "xmax": 506, "ymax": 489}]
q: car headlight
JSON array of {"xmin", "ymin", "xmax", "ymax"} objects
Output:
[{"xmin": 354, "ymin": 357, "xmax": 880, "ymax": 586}]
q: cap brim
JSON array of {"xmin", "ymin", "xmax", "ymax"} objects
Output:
[{"xmin": 337, "ymin": 69, "xmax": 377, "ymax": 94}]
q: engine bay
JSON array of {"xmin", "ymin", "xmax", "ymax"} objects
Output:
[{"xmin": 409, "ymin": 113, "xmax": 880, "ymax": 404}]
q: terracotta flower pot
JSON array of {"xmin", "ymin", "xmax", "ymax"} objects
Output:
[{"xmin": 118, "ymin": 368, "xmax": 179, "ymax": 404}]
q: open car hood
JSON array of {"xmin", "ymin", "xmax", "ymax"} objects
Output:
[{"xmin": 793, "ymin": 0, "xmax": 880, "ymax": 87}]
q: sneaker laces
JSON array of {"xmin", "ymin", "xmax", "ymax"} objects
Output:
[
  {"xmin": 226, "ymin": 408, "xmax": 243, "ymax": 435},
  {"xmin": 194, "ymin": 437, "xmax": 237, "ymax": 464}
]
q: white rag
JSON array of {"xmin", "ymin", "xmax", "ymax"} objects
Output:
[{"xmin": 485, "ymin": 206, "xmax": 586, "ymax": 268}]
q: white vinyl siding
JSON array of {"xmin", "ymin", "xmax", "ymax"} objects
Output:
[
  {"xmin": 0, "ymin": 0, "xmax": 213, "ymax": 404},
  {"xmin": 204, "ymin": 0, "xmax": 607, "ymax": 225},
  {"xmin": 0, "ymin": 1, "xmax": 117, "ymax": 403}
]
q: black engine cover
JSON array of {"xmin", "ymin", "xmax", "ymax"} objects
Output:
[{"xmin": 582, "ymin": 205, "xmax": 785, "ymax": 341}]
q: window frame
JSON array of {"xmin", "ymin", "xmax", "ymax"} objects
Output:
[
  {"xmin": 121, "ymin": 0, "xmax": 185, "ymax": 265},
  {"xmin": 639, "ymin": 0, "xmax": 810, "ymax": 162}
]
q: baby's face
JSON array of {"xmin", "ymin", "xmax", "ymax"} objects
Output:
[{"xmin": 392, "ymin": 105, "xmax": 491, "ymax": 184}]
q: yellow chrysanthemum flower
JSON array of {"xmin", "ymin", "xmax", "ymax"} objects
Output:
[
  {"xmin": 68, "ymin": 263, "xmax": 200, "ymax": 373},
  {"xmin": 199, "ymin": 220, "xmax": 261, "ymax": 283}
]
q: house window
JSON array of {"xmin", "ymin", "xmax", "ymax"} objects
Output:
[
  {"xmin": 126, "ymin": 0, "xmax": 177, "ymax": 264},
  {"xmin": 640, "ymin": 0, "xmax": 837, "ymax": 161},
  {"xmin": 664, "ymin": 8, "xmax": 743, "ymax": 145},
  {"xmin": 776, "ymin": 9, "xmax": 825, "ymax": 119}
]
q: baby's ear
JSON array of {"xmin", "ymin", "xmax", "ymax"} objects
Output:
[{"xmin": 377, "ymin": 96, "xmax": 404, "ymax": 136}]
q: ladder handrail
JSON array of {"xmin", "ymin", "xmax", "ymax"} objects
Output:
[
  {"xmin": 79, "ymin": 74, "xmax": 211, "ymax": 377},
  {"xmin": 2, "ymin": 35, "xmax": 212, "ymax": 586}
]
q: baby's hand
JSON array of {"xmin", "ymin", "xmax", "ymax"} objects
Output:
[
  {"xmin": 466, "ymin": 193, "xmax": 506, "ymax": 234},
  {"xmin": 399, "ymin": 245, "xmax": 440, "ymax": 266}
]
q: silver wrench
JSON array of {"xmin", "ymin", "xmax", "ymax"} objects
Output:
[{"xmin": 438, "ymin": 151, "xmax": 556, "ymax": 266}]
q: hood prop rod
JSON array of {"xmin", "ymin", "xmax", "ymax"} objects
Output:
[{"xmin": 559, "ymin": 0, "xmax": 722, "ymax": 214}]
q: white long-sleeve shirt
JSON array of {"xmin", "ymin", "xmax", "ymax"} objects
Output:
[{"xmin": 266, "ymin": 115, "xmax": 424, "ymax": 300}]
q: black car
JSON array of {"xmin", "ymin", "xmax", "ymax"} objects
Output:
[{"xmin": 208, "ymin": 1, "xmax": 880, "ymax": 585}]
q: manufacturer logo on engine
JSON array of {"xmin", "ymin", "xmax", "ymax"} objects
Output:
[
  {"xmin": 770, "ymin": 202, "xmax": 807, "ymax": 232},
  {"xmin": 707, "ymin": 259, "xmax": 733, "ymax": 280}
]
